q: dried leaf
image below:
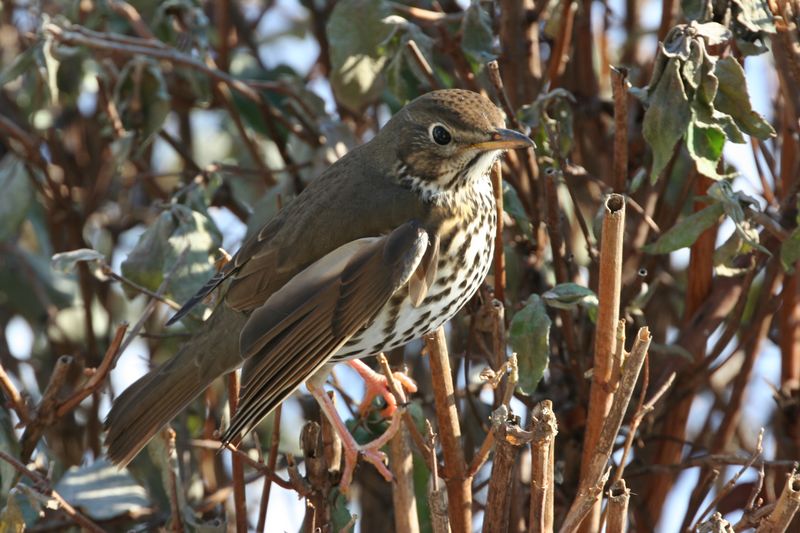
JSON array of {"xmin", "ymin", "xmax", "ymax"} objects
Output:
[
  {"xmin": 643, "ymin": 58, "xmax": 690, "ymax": 182},
  {"xmin": 693, "ymin": 21, "xmax": 732, "ymax": 46},
  {"xmin": 714, "ymin": 57, "xmax": 775, "ymax": 139},
  {"xmin": 51, "ymin": 249, "xmax": 105, "ymax": 273}
]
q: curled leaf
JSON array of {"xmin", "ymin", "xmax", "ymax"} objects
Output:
[{"xmin": 643, "ymin": 58, "xmax": 690, "ymax": 182}]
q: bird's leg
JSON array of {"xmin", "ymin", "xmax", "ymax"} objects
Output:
[
  {"xmin": 306, "ymin": 381, "xmax": 401, "ymax": 493},
  {"xmin": 348, "ymin": 359, "xmax": 417, "ymax": 417}
]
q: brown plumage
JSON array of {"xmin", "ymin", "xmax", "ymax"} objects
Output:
[{"xmin": 104, "ymin": 89, "xmax": 533, "ymax": 471}]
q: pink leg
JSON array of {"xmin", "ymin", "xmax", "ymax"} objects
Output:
[
  {"xmin": 348, "ymin": 359, "xmax": 418, "ymax": 417},
  {"xmin": 307, "ymin": 381, "xmax": 401, "ymax": 493}
]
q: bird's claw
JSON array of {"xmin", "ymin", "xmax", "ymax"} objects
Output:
[
  {"xmin": 336, "ymin": 408, "xmax": 402, "ymax": 493},
  {"xmin": 349, "ymin": 360, "xmax": 418, "ymax": 417}
]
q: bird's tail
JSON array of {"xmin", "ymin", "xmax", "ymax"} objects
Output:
[{"xmin": 104, "ymin": 304, "xmax": 248, "ymax": 466}]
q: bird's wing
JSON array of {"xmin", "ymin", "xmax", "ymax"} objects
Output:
[{"xmin": 222, "ymin": 221, "xmax": 432, "ymax": 443}]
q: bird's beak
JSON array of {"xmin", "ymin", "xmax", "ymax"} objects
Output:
[{"xmin": 472, "ymin": 128, "xmax": 535, "ymax": 152}]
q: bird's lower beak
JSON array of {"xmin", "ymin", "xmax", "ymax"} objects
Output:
[{"xmin": 472, "ymin": 128, "xmax": 535, "ymax": 152}]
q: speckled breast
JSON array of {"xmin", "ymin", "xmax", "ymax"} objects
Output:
[{"xmin": 334, "ymin": 177, "xmax": 497, "ymax": 360}]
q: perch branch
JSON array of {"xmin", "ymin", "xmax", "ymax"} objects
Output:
[{"xmin": 425, "ymin": 327, "xmax": 471, "ymax": 533}]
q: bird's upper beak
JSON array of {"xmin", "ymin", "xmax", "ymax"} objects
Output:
[{"xmin": 472, "ymin": 128, "xmax": 535, "ymax": 152}]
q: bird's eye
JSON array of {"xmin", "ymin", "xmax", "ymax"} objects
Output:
[{"xmin": 430, "ymin": 124, "xmax": 452, "ymax": 145}]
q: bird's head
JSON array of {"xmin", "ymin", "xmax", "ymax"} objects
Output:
[{"xmin": 379, "ymin": 89, "xmax": 533, "ymax": 199}]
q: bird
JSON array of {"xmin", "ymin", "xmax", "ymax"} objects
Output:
[{"xmin": 104, "ymin": 88, "xmax": 534, "ymax": 490}]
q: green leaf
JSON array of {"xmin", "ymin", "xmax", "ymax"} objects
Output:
[
  {"xmin": 0, "ymin": 248, "xmax": 76, "ymax": 321},
  {"xmin": 54, "ymin": 459, "xmax": 151, "ymax": 521},
  {"xmin": 330, "ymin": 489, "xmax": 355, "ymax": 532},
  {"xmin": 121, "ymin": 205, "xmax": 222, "ymax": 304},
  {"xmin": 0, "ymin": 155, "xmax": 34, "ymax": 242},
  {"xmin": 692, "ymin": 99, "xmax": 745, "ymax": 144},
  {"xmin": 327, "ymin": 0, "xmax": 393, "ymax": 111},
  {"xmin": 0, "ymin": 41, "xmax": 44, "ymax": 86},
  {"xmin": 0, "ymin": 409, "xmax": 20, "ymax": 505},
  {"xmin": 114, "ymin": 57, "xmax": 170, "ymax": 145},
  {"xmin": 51, "ymin": 249, "xmax": 105, "ymax": 273},
  {"xmin": 502, "ymin": 181, "xmax": 532, "ymax": 239},
  {"xmin": 460, "ymin": 0, "xmax": 496, "ymax": 64},
  {"xmin": 509, "ymin": 295, "xmax": 551, "ymax": 395},
  {"xmin": 714, "ymin": 57, "xmax": 775, "ymax": 139},
  {"xmin": 643, "ymin": 58, "xmax": 691, "ymax": 182},
  {"xmin": 780, "ymin": 227, "xmax": 800, "ymax": 272},
  {"xmin": 383, "ymin": 16, "xmax": 435, "ymax": 100},
  {"xmin": 707, "ymin": 181, "xmax": 769, "ymax": 254},
  {"xmin": 686, "ymin": 109, "xmax": 726, "ymax": 179},
  {"xmin": 643, "ymin": 202, "xmax": 724, "ymax": 254},
  {"xmin": 541, "ymin": 283, "xmax": 597, "ymax": 310}
]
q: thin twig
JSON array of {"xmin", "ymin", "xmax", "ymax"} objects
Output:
[
  {"xmin": 558, "ymin": 468, "xmax": 611, "ymax": 533},
  {"xmin": 756, "ymin": 468, "xmax": 800, "ymax": 532},
  {"xmin": 108, "ymin": 0, "xmax": 156, "ymax": 40},
  {"xmin": 529, "ymin": 399, "xmax": 557, "ymax": 533},
  {"xmin": 606, "ymin": 479, "xmax": 630, "ymax": 533},
  {"xmin": 692, "ymin": 429, "xmax": 765, "ymax": 529},
  {"xmin": 101, "ymin": 265, "xmax": 181, "ymax": 310},
  {"xmin": 256, "ymin": 406, "xmax": 282, "ymax": 533},
  {"xmin": 578, "ymin": 194, "xmax": 626, "ymax": 529},
  {"xmin": 56, "ymin": 323, "xmax": 128, "ymax": 417},
  {"xmin": 486, "ymin": 60, "xmax": 524, "ymax": 131},
  {"xmin": 389, "ymin": 411, "xmax": 420, "ymax": 533},
  {"xmin": 482, "ymin": 405, "xmax": 532, "ymax": 533},
  {"xmin": 611, "ymin": 67, "xmax": 629, "ymax": 193},
  {"xmin": 424, "ymin": 327, "xmax": 471, "ymax": 532},
  {"xmin": 163, "ymin": 428, "xmax": 185, "ymax": 533},
  {"xmin": 191, "ymin": 439, "xmax": 294, "ymax": 490},
  {"xmin": 20, "ymin": 355, "xmax": 73, "ymax": 462},
  {"xmin": 227, "ymin": 371, "xmax": 247, "ymax": 533},
  {"xmin": 611, "ymin": 371, "xmax": 676, "ymax": 484},
  {"xmin": 568, "ymin": 326, "xmax": 651, "ymax": 532},
  {"xmin": 0, "ymin": 362, "xmax": 31, "ymax": 425},
  {"xmin": 490, "ymin": 161, "xmax": 506, "ymax": 303},
  {"xmin": 425, "ymin": 421, "xmax": 450, "ymax": 533},
  {"xmin": 406, "ymin": 40, "xmax": 440, "ymax": 89}
]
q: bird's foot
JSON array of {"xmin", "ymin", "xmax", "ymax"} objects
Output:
[
  {"xmin": 338, "ymin": 410, "xmax": 402, "ymax": 492},
  {"xmin": 348, "ymin": 359, "xmax": 417, "ymax": 417},
  {"xmin": 307, "ymin": 380, "xmax": 402, "ymax": 493}
]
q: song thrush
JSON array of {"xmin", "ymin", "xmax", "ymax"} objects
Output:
[{"xmin": 105, "ymin": 89, "xmax": 533, "ymax": 489}]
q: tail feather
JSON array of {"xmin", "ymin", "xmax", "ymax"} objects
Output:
[{"xmin": 105, "ymin": 304, "xmax": 248, "ymax": 466}]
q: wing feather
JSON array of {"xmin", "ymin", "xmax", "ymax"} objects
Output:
[{"xmin": 222, "ymin": 221, "xmax": 430, "ymax": 443}]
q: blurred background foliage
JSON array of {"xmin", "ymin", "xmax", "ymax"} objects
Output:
[{"xmin": 0, "ymin": 0, "xmax": 799, "ymax": 531}]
